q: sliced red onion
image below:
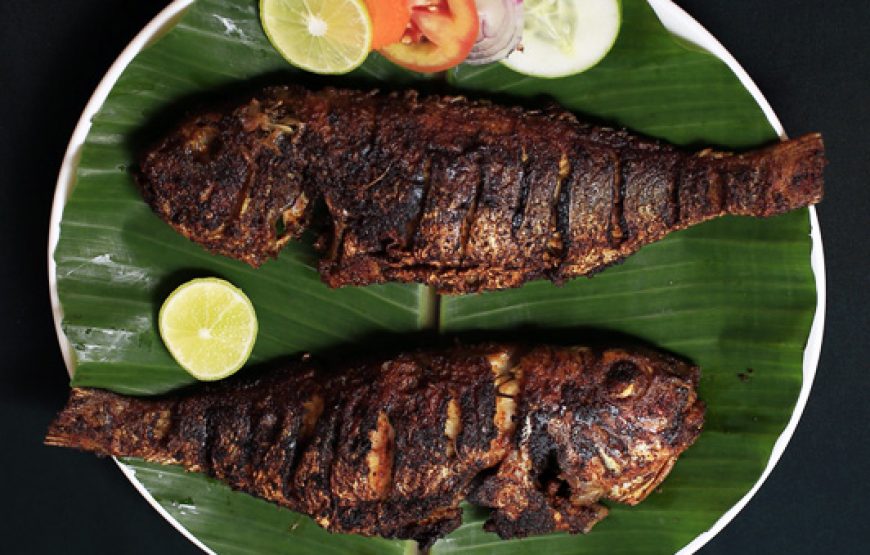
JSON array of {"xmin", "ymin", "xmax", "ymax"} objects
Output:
[{"xmin": 466, "ymin": 0, "xmax": 524, "ymax": 65}]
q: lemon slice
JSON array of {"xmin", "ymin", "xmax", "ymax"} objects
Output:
[
  {"xmin": 158, "ymin": 278, "xmax": 258, "ymax": 381},
  {"xmin": 260, "ymin": 0, "xmax": 373, "ymax": 74},
  {"xmin": 503, "ymin": 0, "xmax": 621, "ymax": 78}
]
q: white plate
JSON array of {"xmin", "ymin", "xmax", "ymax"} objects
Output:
[{"xmin": 47, "ymin": 1, "xmax": 826, "ymax": 553}]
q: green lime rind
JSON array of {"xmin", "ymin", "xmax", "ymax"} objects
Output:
[
  {"xmin": 158, "ymin": 277, "xmax": 258, "ymax": 381},
  {"xmin": 259, "ymin": 0, "xmax": 373, "ymax": 75}
]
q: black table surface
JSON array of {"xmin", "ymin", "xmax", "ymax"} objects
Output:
[{"xmin": 2, "ymin": 1, "xmax": 867, "ymax": 553}]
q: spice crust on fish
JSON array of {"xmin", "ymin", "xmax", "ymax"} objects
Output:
[
  {"xmin": 138, "ymin": 86, "xmax": 825, "ymax": 293},
  {"xmin": 47, "ymin": 344, "xmax": 704, "ymax": 547}
]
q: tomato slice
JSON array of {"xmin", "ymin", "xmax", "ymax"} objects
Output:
[{"xmin": 379, "ymin": 0, "xmax": 479, "ymax": 73}]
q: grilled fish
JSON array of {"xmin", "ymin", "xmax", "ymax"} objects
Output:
[
  {"xmin": 46, "ymin": 344, "xmax": 704, "ymax": 546},
  {"xmin": 138, "ymin": 86, "xmax": 825, "ymax": 294}
]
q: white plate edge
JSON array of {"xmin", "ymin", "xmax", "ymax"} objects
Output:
[
  {"xmin": 46, "ymin": 1, "xmax": 213, "ymax": 553},
  {"xmin": 645, "ymin": 1, "xmax": 826, "ymax": 553},
  {"xmin": 45, "ymin": 1, "xmax": 826, "ymax": 554}
]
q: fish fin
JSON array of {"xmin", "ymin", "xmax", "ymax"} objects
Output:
[{"xmin": 725, "ymin": 132, "xmax": 826, "ymax": 217}]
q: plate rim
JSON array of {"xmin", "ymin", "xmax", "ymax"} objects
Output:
[{"xmin": 46, "ymin": 1, "xmax": 826, "ymax": 554}]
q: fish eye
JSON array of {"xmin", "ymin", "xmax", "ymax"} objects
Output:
[{"xmin": 605, "ymin": 360, "xmax": 648, "ymax": 399}]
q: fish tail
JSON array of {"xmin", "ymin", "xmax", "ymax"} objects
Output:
[
  {"xmin": 45, "ymin": 388, "xmax": 170, "ymax": 459},
  {"xmin": 726, "ymin": 132, "xmax": 826, "ymax": 217},
  {"xmin": 45, "ymin": 388, "xmax": 119, "ymax": 452},
  {"xmin": 678, "ymin": 133, "xmax": 825, "ymax": 225}
]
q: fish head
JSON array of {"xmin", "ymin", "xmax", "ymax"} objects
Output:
[{"xmin": 136, "ymin": 91, "xmax": 312, "ymax": 266}]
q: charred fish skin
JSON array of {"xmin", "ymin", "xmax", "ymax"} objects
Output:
[
  {"xmin": 46, "ymin": 344, "xmax": 704, "ymax": 546},
  {"xmin": 137, "ymin": 85, "xmax": 825, "ymax": 293},
  {"xmin": 467, "ymin": 346, "xmax": 704, "ymax": 538}
]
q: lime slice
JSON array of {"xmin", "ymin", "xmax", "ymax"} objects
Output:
[
  {"xmin": 260, "ymin": 0, "xmax": 373, "ymax": 74},
  {"xmin": 503, "ymin": 0, "xmax": 621, "ymax": 78},
  {"xmin": 158, "ymin": 278, "xmax": 258, "ymax": 381}
]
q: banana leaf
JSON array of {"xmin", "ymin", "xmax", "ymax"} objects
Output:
[{"xmin": 53, "ymin": 0, "xmax": 817, "ymax": 553}]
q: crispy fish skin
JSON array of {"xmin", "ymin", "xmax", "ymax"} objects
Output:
[
  {"xmin": 138, "ymin": 86, "xmax": 824, "ymax": 293},
  {"xmin": 46, "ymin": 344, "xmax": 704, "ymax": 546},
  {"xmin": 138, "ymin": 86, "xmax": 825, "ymax": 293}
]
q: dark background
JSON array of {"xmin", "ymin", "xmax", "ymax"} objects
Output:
[{"xmin": 1, "ymin": 1, "xmax": 867, "ymax": 553}]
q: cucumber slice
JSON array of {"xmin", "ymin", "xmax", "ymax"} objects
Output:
[{"xmin": 502, "ymin": 0, "xmax": 621, "ymax": 78}]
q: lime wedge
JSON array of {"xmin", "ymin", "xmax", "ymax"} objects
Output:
[
  {"xmin": 158, "ymin": 278, "xmax": 258, "ymax": 381},
  {"xmin": 260, "ymin": 0, "xmax": 373, "ymax": 74},
  {"xmin": 503, "ymin": 0, "xmax": 621, "ymax": 78}
]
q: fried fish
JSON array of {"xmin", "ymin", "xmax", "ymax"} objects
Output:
[
  {"xmin": 138, "ymin": 86, "xmax": 825, "ymax": 293},
  {"xmin": 46, "ymin": 344, "xmax": 704, "ymax": 546}
]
